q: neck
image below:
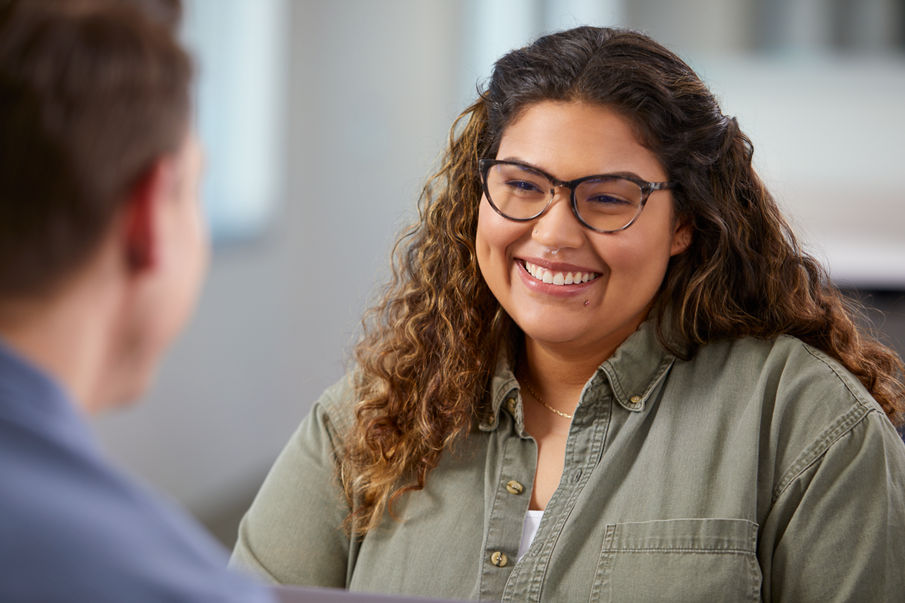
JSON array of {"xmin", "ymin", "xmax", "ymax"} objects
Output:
[
  {"xmin": 0, "ymin": 267, "xmax": 123, "ymax": 414},
  {"xmin": 517, "ymin": 340, "xmax": 598, "ymax": 418},
  {"xmin": 518, "ymin": 319, "xmax": 643, "ymax": 416},
  {"xmin": 526, "ymin": 320, "xmax": 637, "ymax": 381}
]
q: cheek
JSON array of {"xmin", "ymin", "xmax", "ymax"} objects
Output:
[
  {"xmin": 476, "ymin": 197, "xmax": 525, "ymax": 268},
  {"xmin": 193, "ymin": 205, "xmax": 211, "ymax": 273},
  {"xmin": 606, "ymin": 204, "xmax": 681, "ymax": 269},
  {"xmin": 172, "ymin": 202, "xmax": 209, "ymax": 307},
  {"xmin": 591, "ymin": 229, "xmax": 674, "ymax": 294},
  {"xmin": 475, "ymin": 200, "xmax": 492, "ymax": 258},
  {"xmin": 476, "ymin": 198, "xmax": 526, "ymax": 302}
]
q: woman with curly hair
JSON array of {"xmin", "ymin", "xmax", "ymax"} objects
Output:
[{"xmin": 232, "ymin": 26, "xmax": 905, "ymax": 601}]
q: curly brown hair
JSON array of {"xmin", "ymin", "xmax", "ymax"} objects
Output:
[{"xmin": 341, "ymin": 26, "xmax": 905, "ymax": 536}]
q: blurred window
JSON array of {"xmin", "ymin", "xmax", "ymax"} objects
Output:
[{"xmin": 181, "ymin": 0, "xmax": 288, "ymax": 244}]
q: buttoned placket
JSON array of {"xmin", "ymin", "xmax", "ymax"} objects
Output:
[
  {"xmin": 500, "ymin": 375, "xmax": 614, "ymax": 603},
  {"xmin": 478, "ymin": 390, "xmax": 536, "ymax": 600},
  {"xmin": 473, "ymin": 324, "xmax": 674, "ymax": 601}
]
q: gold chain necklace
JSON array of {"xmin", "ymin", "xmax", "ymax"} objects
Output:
[{"xmin": 522, "ymin": 382, "xmax": 574, "ymax": 420}]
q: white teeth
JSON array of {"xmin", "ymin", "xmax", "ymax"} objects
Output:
[{"xmin": 524, "ymin": 261, "xmax": 598, "ymax": 286}]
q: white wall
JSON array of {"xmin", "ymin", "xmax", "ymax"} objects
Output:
[{"xmin": 696, "ymin": 56, "xmax": 905, "ymax": 287}]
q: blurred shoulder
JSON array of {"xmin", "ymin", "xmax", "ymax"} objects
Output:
[{"xmin": 303, "ymin": 373, "xmax": 359, "ymax": 448}]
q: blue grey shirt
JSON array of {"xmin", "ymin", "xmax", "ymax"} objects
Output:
[{"xmin": 0, "ymin": 338, "xmax": 274, "ymax": 602}]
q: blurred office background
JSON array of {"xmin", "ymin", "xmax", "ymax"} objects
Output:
[{"xmin": 91, "ymin": 0, "xmax": 905, "ymax": 546}]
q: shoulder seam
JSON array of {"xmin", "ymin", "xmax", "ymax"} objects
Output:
[
  {"xmin": 800, "ymin": 343, "xmax": 873, "ymax": 410},
  {"xmin": 772, "ymin": 340, "xmax": 880, "ymax": 503},
  {"xmin": 318, "ymin": 379, "xmax": 358, "ymax": 442},
  {"xmin": 772, "ymin": 403, "xmax": 874, "ymax": 503}
]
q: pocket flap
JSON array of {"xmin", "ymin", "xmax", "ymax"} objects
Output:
[{"xmin": 605, "ymin": 518, "xmax": 758, "ymax": 553}]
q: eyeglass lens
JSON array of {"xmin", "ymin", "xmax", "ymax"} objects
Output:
[{"xmin": 484, "ymin": 162, "xmax": 644, "ymax": 232}]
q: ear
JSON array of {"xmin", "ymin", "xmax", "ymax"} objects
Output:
[
  {"xmin": 122, "ymin": 160, "xmax": 168, "ymax": 272},
  {"xmin": 670, "ymin": 220, "xmax": 692, "ymax": 256}
]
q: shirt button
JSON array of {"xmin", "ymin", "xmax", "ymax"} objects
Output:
[
  {"xmin": 506, "ymin": 397, "xmax": 517, "ymax": 414},
  {"xmin": 490, "ymin": 551, "xmax": 509, "ymax": 567},
  {"xmin": 629, "ymin": 395, "xmax": 642, "ymax": 404},
  {"xmin": 505, "ymin": 480, "xmax": 524, "ymax": 495}
]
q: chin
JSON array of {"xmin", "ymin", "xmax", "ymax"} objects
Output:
[
  {"xmin": 97, "ymin": 391, "xmax": 143, "ymax": 413},
  {"xmin": 516, "ymin": 320, "xmax": 589, "ymax": 346},
  {"xmin": 123, "ymin": 374, "xmax": 159, "ymax": 411},
  {"xmin": 102, "ymin": 373, "xmax": 156, "ymax": 413},
  {"xmin": 91, "ymin": 347, "xmax": 161, "ymax": 413},
  {"xmin": 86, "ymin": 384, "xmax": 145, "ymax": 414}
]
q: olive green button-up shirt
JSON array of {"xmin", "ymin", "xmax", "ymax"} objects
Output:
[{"xmin": 231, "ymin": 322, "xmax": 905, "ymax": 601}]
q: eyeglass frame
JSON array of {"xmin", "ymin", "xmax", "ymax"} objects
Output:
[{"xmin": 478, "ymin": 158, "xmax": 673, "ymax": 234}]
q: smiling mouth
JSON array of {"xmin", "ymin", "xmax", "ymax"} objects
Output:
[{"xmin": 522, "ymin": 260, "xmax": 600, "ymax": 286}]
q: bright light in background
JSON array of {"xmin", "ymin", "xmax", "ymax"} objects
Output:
[
  {"xmin": 696, "ymin": 56, "xmax": 905, "ymax": 288},
  {"xmin": 181, "ymin": 0, "xmax": 288, "ymax": 243},
  {"xmin": 543, "ymin": 0, "xmax": 624, "ymax": 31},
  {"xmin": 460, "ymin": 0, "xmax": 540, "ymax": 107},
  {"xmin": 461, "ymin": 0, "xmax": 905, "ymax": 289},
  {"xmin": 460, "ymin": 0, "xmax": 624, "ymax": 107}
]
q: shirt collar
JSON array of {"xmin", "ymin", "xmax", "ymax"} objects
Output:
[
  {"xmin": 597, "ymin": 318, "xmax": 675, "ymax": 412},
  {"xmin": 0, "ymin": 336, "xmax": 95, "ymax": 451},
  {"xmin": 480, "ymin": 353, "xmax": 520, "ymax": 432},
  {"xmin": 479, "ymin": 319, "xmax": 675, "ymax": 432}
]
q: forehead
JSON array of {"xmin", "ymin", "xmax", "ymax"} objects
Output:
[{"xmin": 496, "ymin": 101, "xmax": 665, "ymax": 181}]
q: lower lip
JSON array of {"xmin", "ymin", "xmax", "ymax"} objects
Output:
[{"xmin": 515, "ymin": 261, "xmax": 599, "ymax": 298}]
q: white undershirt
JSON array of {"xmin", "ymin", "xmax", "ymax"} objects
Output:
[{"xmin": 517, "ymin": 509, "xmax": 544, "ymax": 560}]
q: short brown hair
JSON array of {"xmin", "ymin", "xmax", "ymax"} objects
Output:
[{"xmin": 0, "ymin": 0, "xmax": 192, "ymax": 296}]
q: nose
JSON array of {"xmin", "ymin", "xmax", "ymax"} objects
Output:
[{"xmin": 531, "ymin": 187, "xmax": 585, "ymax": 249}]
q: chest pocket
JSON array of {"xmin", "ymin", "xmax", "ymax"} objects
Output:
[{"xmin": 589, "ymin": 518, "xmax": 761, "ymax": 602}]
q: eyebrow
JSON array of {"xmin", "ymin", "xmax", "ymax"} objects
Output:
[{"xmin": 496, "ymin": 156, "xmax": 648, "ymax": 183}]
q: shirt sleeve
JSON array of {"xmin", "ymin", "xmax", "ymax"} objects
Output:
[
  {"xmin": 230, "ymin": 380, "xmax": 354, "ymax": 587},
  {"xmin": 760, "ymin": 408, "xmax": 905, "ymax": 602}
]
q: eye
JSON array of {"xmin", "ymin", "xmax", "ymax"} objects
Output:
[
  {"xmin": 504, "ymin": 179, "xmax": 545, "ymax": 194},
  {"xmin": 585, "ymin": 193, "xmax": 632, "ymax": 206},
  {"xmin": 490, "ymin": 163, "xmax": 549, "ymax": 198},
  {"xmin": 577, "ymin": 177, "xmax": 641, "ymax": 211}
]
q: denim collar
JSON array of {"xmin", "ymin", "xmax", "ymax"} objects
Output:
[{"xmin": 479, "ymin": 319, "xmax": 676, "ymax": 432}]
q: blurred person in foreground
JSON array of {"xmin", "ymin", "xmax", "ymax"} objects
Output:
[
  {"xmin": 232, "ymin": 27, "xmax": 905, "ymax": 601},
  {"xmin": 0, "ymin": 0, "xmax": 274, "ymax": 600}
]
